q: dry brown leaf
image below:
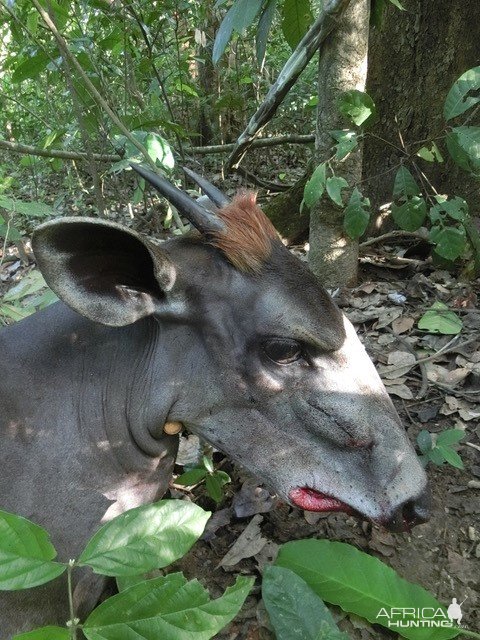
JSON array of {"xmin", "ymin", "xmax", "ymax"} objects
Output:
[
  {"xmin": 378, "ymin": 351, "xmax": 417, "ymax": 379},
  {"xmin": 219, "ymin": 514, "xmax": 267, "ymax": 568},
  {"xmin": 392, "ymin": 316, "xmax": 415, "ymax": 334}
]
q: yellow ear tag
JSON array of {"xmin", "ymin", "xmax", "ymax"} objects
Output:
[{"xmin": 163, "ymin": 421, "xmax": 183, "ymax": 435}]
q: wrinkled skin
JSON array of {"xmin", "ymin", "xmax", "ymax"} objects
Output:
[{"xmin": 0, "ymin": 220, "xmax": 429, "ymax": 636}]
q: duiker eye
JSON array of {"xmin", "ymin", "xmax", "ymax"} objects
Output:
[{"xmin": 263, "ymin": 338, "xmax": 302, "ymax": 365}]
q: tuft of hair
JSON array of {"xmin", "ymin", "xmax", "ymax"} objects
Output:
[{"xmin": 208, "ymin": 191, "xmax": 278, "ymax": 273}]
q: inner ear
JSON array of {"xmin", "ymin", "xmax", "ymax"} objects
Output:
[
  {"xmin": 64, "ymin": 224, "xmax": 165, "ymax": 298},
  {"xmin": 33, "ymin": 219, "xmax": 175, "ymax": 326}
]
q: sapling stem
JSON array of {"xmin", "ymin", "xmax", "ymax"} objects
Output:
[{"xmin": 67, "ymin": 559, "xmax": 78, "ymax": 640}]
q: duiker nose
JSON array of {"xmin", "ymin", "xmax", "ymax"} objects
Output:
[{"xmin": 384, "ymin": 489, "xmax": 431, "ymax": 532}]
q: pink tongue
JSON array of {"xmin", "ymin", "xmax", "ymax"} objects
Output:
[{"xmin": 289, "ymin": 487, "xmax": 353, "ymax": 513}]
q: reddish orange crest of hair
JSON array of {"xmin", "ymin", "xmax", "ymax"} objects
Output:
[{"xmin": 209, "ymin": 191, "xmax": 278, "ymax": 273}]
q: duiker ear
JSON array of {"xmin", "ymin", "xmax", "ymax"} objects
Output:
[{"xmin": 33, "ymin": 218, "xmax": 177, "ymax": 326}]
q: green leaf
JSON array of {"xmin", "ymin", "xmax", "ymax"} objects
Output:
[
  {"xmin": 392, "ymin": 197, "xmax": 427, "ymax": 231},
  {"xmin": 444, "ymin": 66, "xmax": 480, "ymax": 121},
  {"xmin": 416, "ymin": 142, "xmax": 443, "ymax": 163},
  {"xmin": 281, "ymin": 0, "xmax": 313, "ymax": 50},
  {"xmin": 11, "ymin": 52, "xmax": 50, "ymax": 83},
  {"xmin": 213, "ymin": 0, "xmax": 263, "ymax": 64},
  {"xmin": 78, "ymin": 500, "xmax": 210, "ymax": 576},
  {"xmin": 427, "ymin": 447, "xmax": 447, "ymax": 466},
  {"xmin": 83, "ymin": 573, "xmax": 254, "ymax": 640},
  {"xmin": 393, "ymin": 166, "xmax": 420, "ymax": 199},
  {"xmin": 330, "ymin": 130, "xmax": 358, "ymax": 161},
  {"xmin": 144, "ymin": 133, "xmax": 175, "ymax": 171},
  {"xmin": 276, "ymin": 540, "xmax": 458, "ymax": 640},
  {"xmin": 13, "ymin": 627, "xmax": 70, "ymax": 640},
  {"xmin": 303, "ymin": 163, "xmax": 327, "ymax": 208},
  {"xmin": 338, "ymin": 90, "xmax": 376, "ymax": 127},
  {"xmin": 326, "ymin": 176, "xmax": 348, "ymax": 206},
  {"xmin": 343, "ymin": 188, "xmax": 370, "ymax": 239},
  {"xmin": 435, "ymin": 446, "xmax": 464, "ymax": 470},
  {"xmin": 430, "ymin": 196, "xmax": 468, "ymax": 223},
  {"xmin": 387, "ymin": 0, "xmax": 405, "ymax": 8},
  {"xmin": 429, "ymin": 225, "xmax": 467, "ymax": 261},
  {"xmin": 446, "ymin": 126, "xmax": 480, "ymax": 175},
  {"xmin": 435, "ymin": 429, "xmax": 465, "ymax": 446},
  {"xmin": 263, "ymin": 566, "xmax": 348, "ymax": 640},
  {"xmin": 416, "ymin": 430, "xmax": 432, "ymax": 454},
  {"xmin": 3, "ymin": 271, "xmax": 49, "ymax": 303},
  {"xmin": 202, "ymin": 455, "xmax": 214, "ymax": 473},
  {"xmin": 205, "ymin": 474, "xmax": 224, "ymax": 503},
  {"xmin": 116, "ymin": 574, "xmax": 145, "ymax": 592},
  {"xmin": 0, "ymin": 195, "xmax": 56, "ymax": 218},
  {"xmin": 256, "ymin": 0, "xmax": 277, "ymax": 67},
  {"xmin": 0, "ymin": 510, "xmax": 66, "ymax": 590},
  {"xmin": 417, "ymin": 302, "xmax": 463, "ymax": 335},
  {"xmin": 176, "ymin": 468, "xmax": 208, "ymax": 486}
]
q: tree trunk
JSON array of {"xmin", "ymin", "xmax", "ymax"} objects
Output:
[
  {"xmin": 309, "ymin": 0, "xmax": 371, "ymax": 287},
  {"xmin": 364, "ymin": 0, "xmax": 480, "ymax": 222}
]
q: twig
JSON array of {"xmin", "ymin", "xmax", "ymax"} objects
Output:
[
  {"xmin": 360, "ymin": 229, "xmax": 427, "ymax": 249},
  {"xmin": 226, "ymin": 0, "xmax": 353, "ymax": 169}
]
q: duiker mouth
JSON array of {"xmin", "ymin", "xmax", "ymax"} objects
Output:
[{"xmin": 289, "ymin": 486, "xmax": 431, "ymax": 532}]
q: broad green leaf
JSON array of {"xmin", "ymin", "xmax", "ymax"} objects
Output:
[
  {"xmin": 276, "ymin": 540, "xmax": 459, "ymax": 640},
  {"xmin": 116, "ymin": 574, "xmax": 146, "ymax": 592},
  {"xmin": 326, "ymin": 176, "xmax": 348, "ymax": 206},
  {"xmin": 435, "ymin": 446, "xmax": 464, "ymax": 470},
  {"xmin": 417, "ymin": 302, "xmax": 463, "ymax": 335},
  {"xmin": 435, "ymin": 429, "xmax": 465, "ymax": 446},
  {"xmin": 303, "ymin": 163, "xmax": 327, "ymax": 208},
  {"xmin": 429, "ymin": 225, "xmax": 467, "ymax": 261},
  {"xmin": 428, "ymin": 447, "xmax": 447, "ymax": 466},
  {"xmin": 0, "ymin": 510, "xmax": 66, "ymax": 590},
  {"xmin": 13, "ymin": 626, "xmax": 69, "ymax": 640},
  {"xmin": 202, "ymin": 455, "xmax": 214, "ymax": 473},
  {"xmin": 430, "ymin": 196, "xmax": 468, "ymax": 223},
  {"xmin": 205, "ymin": 474, "xmax": 224, "ymax": 503},
  {"xmin": 331, "ymin": 130, "xmax": 358, "ymax": 161},
  {"xmin": 256, "ymin": 0, "xmax": 277, "ymax": 67},
  {"xmin": 263, "ymin": 566, "xmax": 348, "ymax": 640},
  {"xmin": 213, "ymin": 0, "xmax": 263, "ymax": 63},
  {"xmin": 0, "ymin": 303, "xmax": 33, "ymax": 321},
  {"xmin": 338, "ymin": 90, "xmax": 376, "ymax": 127},
  {"xmin": 416, "ymin": 142, "xmax": 443, "ymax": 163},
  {"xmin": 416, "ymin": 430, "xmax": 432, "ymax": 454},
  {"xmin": 145, "ymin": 133, "xmax": 175, "ymax": 170},
  {"xmin": 78, "ymin": 500, "xmax": 210, "ymax": 576},
  {"xmin": 281, "ymin": 0, "xmax": 313, "ymax": 50},
  {"xmin": 444, "ymin": 66, "xmax": 480, "ymax": 121},
  {"xmin": 11, "ymin": 52, "xmax": 50, "ymax": 83},
  {"xmin": 392, "ymin": 196, "xmax": 427, "ymax": 231},
  {"xmin": 83, "ymin": 573, "xmax": 254, "ymax": 640},
  {"xmin": 446, "ymin": 126, "xmax": 480, "ymax": 175},
  {"xmin": 343, "ymin": 188, "xmax": 370, "ymax": 239},
  {"xmin": 393, "ymin": 166, "xmax": 420, "ymax": 199},
  {"xmin": 175, "ymin": 468, "xmax": 208, "ymax": 485},
  {"xmin": 0, "ymin": 196, "xmax": 56, "ymax": 218},
  {"xmin": 3, "ymin": 271, "xmax": 48, "ymax": 303}
]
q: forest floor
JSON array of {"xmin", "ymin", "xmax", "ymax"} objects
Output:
[{"xmin": 1, "ymin": 203, "xmax": 479, "ymax": 639}]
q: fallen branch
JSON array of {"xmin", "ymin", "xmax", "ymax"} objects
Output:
[
  {"xmin": 188, "ymin": 134, "xmax": 314, "ymax": 155},
  {"xmin": 359, "ymin": 229, "xmax": 428, "ymax": 249},
  {"xmin": 0, "ymin": 138, "xmax": 121, "ymax": 162}
]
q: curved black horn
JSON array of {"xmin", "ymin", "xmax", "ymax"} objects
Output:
[
  {"xmin": 183, "ymin": 167, "xmax": 230, "ymax": 208},
  {"xmin": 130, "ymin": 164, "xmax": 225, "ymax": 235}
]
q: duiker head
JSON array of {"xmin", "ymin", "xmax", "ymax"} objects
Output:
[{"xmin": 33, "ymin": 165, "xmax": 430, "ymax": 531}]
